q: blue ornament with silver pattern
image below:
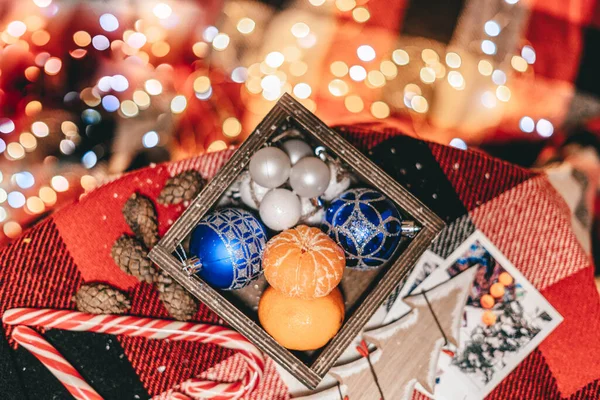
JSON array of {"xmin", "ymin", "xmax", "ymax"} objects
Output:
[
  {"xmin": 188, "ymin": 208, "xmax": 267, "ymax": 290},
  {"xmin": 323, "ymin": 188, "xmax": 404, "ymax": 270}
]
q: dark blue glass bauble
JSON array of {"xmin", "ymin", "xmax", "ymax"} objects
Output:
[
  {"xmin": 189, "ymin": 208, "xmax": 267, "ymax": 290},
  {"xmin": 323, "ymin": 188, "xmax": 402, "ymax": 270}
]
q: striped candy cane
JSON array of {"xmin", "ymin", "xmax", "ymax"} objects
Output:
[
  {"xmin": 11, "ymin": 326, "xmax": 103, "ymax": 400},
  {"xmin": 4, "ymin": 308, "xmax": 265, "ymax": 400}
]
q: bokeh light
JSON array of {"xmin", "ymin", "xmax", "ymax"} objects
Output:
[
  {"xmin": 143, "ymin": 131, "xmax": 159, "ymax": 148},
  {"xmin": 51, "ymin": 176, "xmax": 69, "ymax": 192},
  {"xmin": 519, "ymin": 116, "xmax": 535, "ymax": 133},
  {"xmin": 99, "ymin": 14, "xmax": 119, "ymax": 32},
  {"xmin": 223, "ymin": 117, "xmax": 242, "ymax": 137}
]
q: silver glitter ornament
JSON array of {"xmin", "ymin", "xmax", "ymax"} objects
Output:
[
  {"xmin": 289, "ymin": 157, "xmax": 330, "ymax": 198},
  {"xmin": 281, "ymin": 139, "xmax": 314, "ymax": 165},
  {"xmin": 259, "ymin": 188, "xmax": 301, "ymax": 231},
  {"xmin": 322, "ymin": 162, "xmax": 352, "ymax": 201},
  {"xmin": 249, "ymin": 147, "xmax": 291, "ymax": 188},
  {"xmin": 239, "ymin": 171, "xmax": 270, "ymax": 210}
]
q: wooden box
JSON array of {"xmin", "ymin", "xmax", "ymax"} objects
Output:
[{"xmin": 149, "ymin": 94, "xmax": 444, "ymax": 389}]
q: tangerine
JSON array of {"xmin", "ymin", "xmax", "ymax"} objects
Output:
[
  {"xmin": 258, "ymin": 286, "xmax": 345, "ymax": 351},
  {"xmin": 482, "ymin": 310, "xmax": 497, "ymax": 326},
  {"xmin": 480, "ymin": 294, "xmax": 495, "ymax": 309},
  {"xmin": 498, "ymin": 272, "xmax": 514, "ymax": 286},
  {"xmin": 263, "ymin": 225, "xmax": 345, "ymax": 299},
  {"xmin": 490, "ymin": 282, "xmax": 505, "ymax": 298}
]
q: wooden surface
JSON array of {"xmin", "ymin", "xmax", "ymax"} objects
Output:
[{"xmin": 297, "ymin": 267, "xmax": 477, "ymax": 400}]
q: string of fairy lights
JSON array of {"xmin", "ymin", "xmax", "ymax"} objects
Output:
[{"xmin": 0, "ymin": 0, "xmax": 552, "ymax": 239}]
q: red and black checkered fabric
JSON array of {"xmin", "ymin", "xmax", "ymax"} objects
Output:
[{"xmin": 0, "ymin": 127, "xmax": 598, "ymax": 399}]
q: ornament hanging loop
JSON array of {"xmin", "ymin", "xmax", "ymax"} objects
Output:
[{"xmin": 173, "ymin": 240, "xmax": 203, "ymax": 276}]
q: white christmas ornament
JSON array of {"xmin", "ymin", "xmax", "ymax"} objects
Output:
[
  {"xmin": 281, "ymin": 139, "xmax": 314, "ymax": 165},
  {"xmin": 238, "ymin": 172, "xmax": 270, "ymax": 210},
  {"xmin": 259, "ymin": 189, "xmax": 301, "ymax": 231},
  {"xmin": 322, "ymin": 162, "xmax": 352, "ymax": 201},
  {"xmin": 289, "ymin": 157, "xmax": 330, "ymax": 198},
  {"xmin": 249, "ymin": 147, "xmax": 291, "ymax": 188}
]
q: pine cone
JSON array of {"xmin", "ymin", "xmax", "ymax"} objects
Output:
[
  {"xmin": 154, "ymin": 272, "xmax": 197, "ymax": 321},
  {"xmin": 158, "ymin": 170, "xmax": 205, "ymax": 205},
  {"xmin": 122, "ymin": 193, "xmax": 159, "ymax": 249},
  {"xmin": 111, "ymin": 235, "xmax": 155, "ymax": 283},
  {"xmin": 74, "ymin": 283, "xmax": 131, "ymax": 314}
]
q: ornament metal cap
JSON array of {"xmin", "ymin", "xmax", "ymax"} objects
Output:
[
  {"xmin": 401, "ymin": 221, "xmax": 421, "ymax": 238},
  {"xmin": 183, "ymin": 256, "xmax": 203, "ymax": 276}
]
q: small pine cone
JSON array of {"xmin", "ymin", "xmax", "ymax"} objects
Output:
[
  {"xmin": 111, "ymin": 235, "xmax": 155, "ymax": 283},
  {"xmin": 74, "ymin": 283, "xmax": 131, "ymax": 314},
  {"xmin": 123, "ymin": 193, "xmax": 159, "ymax": 249},
  {"xmin": 154, "ymin": 272, "xmax": 197, "ymax": 321},
  {"xmin": 158, "ymin": 170, "xmax": 205, "ymax": 205}
]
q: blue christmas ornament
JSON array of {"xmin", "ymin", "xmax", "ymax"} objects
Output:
[
  {"xmin": 324, "ymin": 188, "xmax": 403, "ymax": 270},
  {"xmin": 189, "ymin": 208, "xmax": 267, "ymax": 290}
]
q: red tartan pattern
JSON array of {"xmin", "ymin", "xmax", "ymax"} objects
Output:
[
  {"xmin": 470, "ymin": 175, "xmax": 598, "ymax": 396},
  {"xmin": 0, "ymin": 219, "xmax": 83, "ymax": 344},
  {"xmin": 118, "ymin": 283, "xmax": 234, "ymax": 396},
  {"xmin": 1, "ymin": 130, "xmax": 599, "ymax": 399},
  {"xmin": 429, "ymin": 142, "xmax": 535, "ymax": 212},
  {"xmin": 470, "ymin": 175, "xmax": 589, "ymax": 291}
]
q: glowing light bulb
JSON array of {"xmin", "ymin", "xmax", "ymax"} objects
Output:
[
  {"xmin": 143, "ymin": 131, "xmax": 159, "ymax": 148},
  {"xmin": 82, "ymin": 151, "xmax": 97, "ymax": 168},
  {"xmin": 445, "ymin": 52, "xmax": 461, "ymax": 68},
  {"xmin": 99, "ymin": 14, "xmax": 119, "ymax": 32},
  {"xmin": 484, "ymin": 20, "xmax": 501, "ymax": 37},
  {"xmin": 144, "ymin": 79, "xmax": 163, "ymax": 95},
  {"xmin": 290, "ymin": 83, "xmax": 309, "ymax": 99},
  {"xmin": 481, "ymin": 91, "xmax": 497, "ymax": 108},
  {"xmin": 7, "ymin": 21, "xmax": 26, "ymax": 37},
  {"xmin": 449, "ymin": 138, "xmax": 467, "ymax": 150},
  {"xmin": 51, "ymin": 176, "xmax": 69, "ymax": 192},
  {"xmin": 0, "ymin": 118, "xmax": 15, "ymax": 133},
  {"xmin": 265, "ymin": 51, "xmax": 285, "ymax": 68},
  {"xmin": 519, "ymin": 116, "xmax": 534, "ymax": 133},
  {"xmin": 153, "ymin": 3, "xmax": 172, "ymax": 19},
  {"xmin": 291, "ymin": 22, "xmax": 310, "ymax": 38},
  {"xmin": 237, "ymin": 18, "xmax": 255, "ymax": 34},
  {"xmin": 536, "ymin": 119, "xmax": 554, "ymax": 138},
  {"xmin": 357, "ymin": 45, "xmax": 376, "ymax": 62},
  {"xmin": 392, "ymin": 49, "xmax": 409, "ymax": 66},
  {"xmin": 222, "ymin": 118, "xmax": 242, "ymax": 137},
  {"xmin": 212, "ymin": 33, "xmax": 230, "ymax": 51},
  {"xmin": 92, "ymin": 35, "xmax": 110, "ymax": 50},
  {"xmin": 170, "ymin": 95, "xmax": 187, "ymax": 113},
  {"xmin": 349, "ymin": 65, "xmax": 367, "ymax": 81},
  {"xmin": 127, "ymin": 32, "xmax": 147, "ymax": 49},
  {"xmin": 344, "ymin": 95, "xmax": 364, "ymax": 113},
  {"xmin": 491, "ymin": 70, "xmax": 506, "ymax": 85},
  {"xmin": 521, "ymin": 46, "xmax": 536, "ymax": 64},
  {"xmin": 481, "ymin": 40, "xmax": 496, "ymax": 55},
  {"xmin": 447, "ymin": 71, "xmax": 465, "ymax": 89}
]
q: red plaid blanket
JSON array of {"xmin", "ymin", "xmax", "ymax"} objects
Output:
[{"xmin": 0, "ymin": 127, "xmax": 598, "ymax": 399}]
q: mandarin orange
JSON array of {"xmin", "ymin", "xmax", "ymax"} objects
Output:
[
  {"xmin": 498, "ymin": 272, "xmax": 514, "ymax": 286},
  {"xmin": 258, "ymin": 286, "xmax": 344, "ymax": 350},
  {"xmin": 262, "ymin": 225, "xmax": 345, "ymax": 299},
  {"xmin": 482, "ymin": 310, "xmax": 497, "ymax": 326},
  {"xmin": 480, "ymin": 294, "xmax": 495, "ymax": 309},
  {"xmin": 490, "ymin": 282, "xmax": 505, "ymax": 298}
]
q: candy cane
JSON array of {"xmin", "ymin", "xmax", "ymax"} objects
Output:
[
  {"xmin": 11, "ymin": 326, "xmax": 103, "ymax": 400},
  {"xmin": 4, "ymin": 308, "xmax": 265, "ymax": 400}
]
